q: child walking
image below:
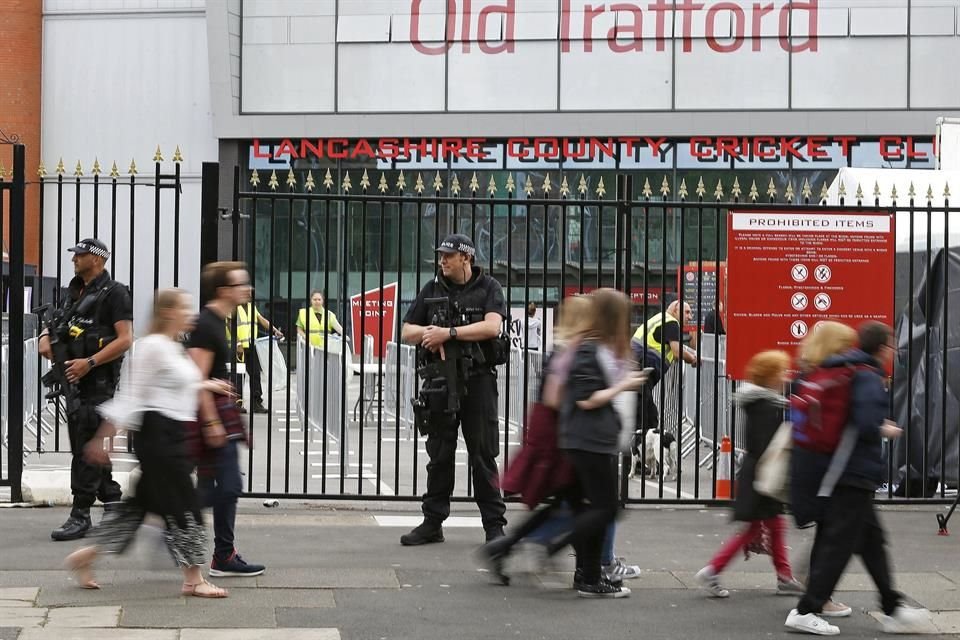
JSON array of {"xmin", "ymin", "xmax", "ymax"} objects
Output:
[{"xmin": 696, "ymin": 350, "xmax": 804, "ymax": 598}]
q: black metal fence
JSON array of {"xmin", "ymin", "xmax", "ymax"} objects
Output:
[{"xmin": 203, "ymin": 163, "xmax": 959, "ymax": 505}]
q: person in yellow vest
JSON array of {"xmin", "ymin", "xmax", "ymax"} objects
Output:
[
  {"xmin": 231, "ymin": 301, "xmax": 283, "ymax": 414},
  {"xmin": 296, "ymin": 290, "xmax": 343, "ymax": 349},
  {"xmin": 631, "ymin": 299, "xmax": 698, "ymax": 434}
]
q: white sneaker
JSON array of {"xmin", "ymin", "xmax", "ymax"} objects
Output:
[
  {"xmin": 879, "ymin": 606, "xmax": 932, "ymax": 634},
  {"xmin": 603, "ymin": 557, "xmax": 641, "ymax": 580},
  {"xmin": 784, "ymin": 609, "xmax": 840, "ymax": 636},
  {"xmin": 695, "ymin": 566, "xmax": 729, "ymax": 598}
]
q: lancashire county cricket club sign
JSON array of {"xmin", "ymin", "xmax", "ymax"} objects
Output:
[{"xmin": 725, "ymin": 210, "xmax": 895, "ymax": 380}]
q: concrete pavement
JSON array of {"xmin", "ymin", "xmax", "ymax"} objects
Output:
[{"xmin": 0, "ymin": 501, "xmax": 958, "ymax": 639}]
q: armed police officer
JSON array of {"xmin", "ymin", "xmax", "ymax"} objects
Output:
[
  {"xmin": 400, "ymin": 234, "xmax": 509, "ymax": 546},
  {"xmin": 39, "ymin": 239, "xmax": 133, "ymax": 541}
]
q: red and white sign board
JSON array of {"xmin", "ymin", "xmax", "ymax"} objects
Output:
[
  {"xmin": 726, "ymin": 211, "xmax": 895, "ymax": 380},
  {"xmin": 678, "ymin": 262, "xmax": 727, "ymax": 333},
  {"xmin": 350, "ymin": 282, "xmax": 398, "ymax": 358}
]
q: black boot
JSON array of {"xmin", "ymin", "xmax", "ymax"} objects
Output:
[
  {"xmin": 400, "ymin": 520, "xmax": 444, "ymax": 546},
  {"xmin": 51, "ymin": 510, "xmax": 91, "ymax": 542},
  {"xmin": 484, "ymin": 525, "xmax": 505, "ymax": 543}
]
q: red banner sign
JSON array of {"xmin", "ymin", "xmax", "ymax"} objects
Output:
[
  {"xmin": 350, "ymin": 282, "xmax": 398, "ymax": 358},
  {"xmin": 725, "ymin": 210, "xmax": 895, "ymax": 380},
  {"xmin": 563, "ymin": 285, "xmax": 665, "ymax": 305},
  {"xmin": 678, "ymin": 262, "xmax": 726, "ymax": 332}
]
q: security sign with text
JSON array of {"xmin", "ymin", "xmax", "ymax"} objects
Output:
[{"xmin": 725, "ymin": 210, "xmax": 894, "ymax": 380}]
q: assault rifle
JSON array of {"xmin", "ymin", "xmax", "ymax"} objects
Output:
[
  {"xmin": 411, "ymin": 297, "xmax": 474, "ymax": 435},
  {"xmin": 34, "ymin": 302, "xmax": 81, "ymax": 415}
]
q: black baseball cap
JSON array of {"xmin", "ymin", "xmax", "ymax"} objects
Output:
[
  {"xmin": 436, "ymin": 234, "xmax": 476, "ymax": 257},
  {"xmin": 68, "ymin": 238, "xmax": 110, "ymax": 259}
]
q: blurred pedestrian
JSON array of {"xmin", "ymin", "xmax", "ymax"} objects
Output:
[{"xmin": 65, "ymin": 289, "xmax": 229, "ymax": 598}]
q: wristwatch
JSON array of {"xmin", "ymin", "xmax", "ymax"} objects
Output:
[
  {"xmin": 87, "ymin": 357, "xmax": 97, "ymax": 369},
  {"xmin": 449, "ymin": 327, "xmax": 458, "ymax": 340}
]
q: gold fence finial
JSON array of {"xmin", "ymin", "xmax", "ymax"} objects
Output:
[
  {"xmin": 432, "ymin": 170, "xmax": 442, "ymax": 192},
  {"xmin": 838, "ymin": 181, "xmax": 846, "ymax": 198},
  {"xmin": 250, "ymin": 169, "xmax": 261, "ymax": 188},
  {"xmin": 128, "ymin": 158, "xmax": 138, "ymax": 175},
  {"xmin": 92, "ymin": 158, "xmax": 102, "ymax": 176},
  {"xmin": 305, "ymin": 170, "xmax": 316, "ymax": 192},
  {"xmin": 378, "ymin": 172, "xmax": 389, "ymax": 194},
  {"xmin": 110, "ymin": 161, "xmax": 119, "ymax": 178},
  {"xmin": 153, "ymin": 146, "xmax": 163, "ymax": 162},
  {"xmin": 801, "ymin": 178, "xmax": 812, "ymax": 201},
  {"xmin": 542, "ymin": 174, "xmax": 552, "ymax": 195},
  {"xmin": 451, "ymin": 173, "xmax": 461, "ymax": 196},
  {"xmin": 579, "ymin": 174, "xmax": 589, "ymax": 196},
  {"xmin": 660, "ymin": 176, "xmax": 670, "ymax": 197},
  {"xmin": 749, "ymin": 180, "xmax": 759, "ymax": 202},
  {"xmin": 469, "ymin": 172, "xmax": 479, "ymax": 194},
  {"xmin": 287, "ymin": 169, "xmax": 297, "ymax": 189},
  {"xmin": 873, "ymin": 181, "xmax": 881, "ymax": 200},
  {"xmin": 505, "ymin": 173, "xmax": 515, "ymax": 194},
  {"xmin": 487, "ymin": 175, "xmax": 498, "ymax": 196},
  {"xmin": 360, "ymin": 169, "xmax": 370, "ymax": 191},
  {"xmin": 785, "ymin": 181, "xmax": 794, "ymax": 202},
  {"xmin": 524, "ymin": 175, "xmax": 534, "ymax": 196},
  {"xmin": 74, "ymin": 160, "xmax": 83, "ymax": 177},
  {"xmin": 890, "ymin": 184, "xmax": 898, "ymax": 202},
  {"xmin": 395, "ymin": 170, "xmax": 406, "ymax": 192},
  {"xmin": 642, "ymin": 177, "xmax": 652, "ymax": 198},
  {"xmin": 715, "ymin": 178, "xmax": 725, "ymax": 200},
  {"xmin": 37, "ymin": 161, "xmax": 47, "ymax": 178},
  {"xmin": 855, "ymin": 183, "xmax": 864, "ymax": 201},
  {"xmin": 560, "ymin": 175, "xmax": 570, "ymax": 197},
  {"xmin": 766, "ymin": 178, "xmax": 777, "ymax": 200},
  {"xmin": 679, "ymin": 178, "xmax": 689, "ymax": 200},
  {"xmin": 819, "ymin": 182, "xmax": 829, "ymax": 202},
  {"xmin": 414, "ymin": 173, "xmax": 424, "ymax": 194},
  {"xmin": 173, "ymin": 146, "xmax": 183, "ymax": 163},
  {"xmin": 908, "ymin": 182, "xmax": 915, "ymax": 199},
  {"xmin": 596, "ymin": 177, "xmax": 607, "ymax": 198},
  {"xmin": 944, "ymin": 182, "xmax": 951, "ymax": 199},
  {"xmin": 56, "ymin": 158, "xmax": 66, "ymax": 175},
  {"xmin": 731, "ymin": 177, "xmax": 742, "ymax": 199},
  {"xmin": 343, "ymin": 171, "xmax": 353, "ymax": 193},
  {"xmin": 268, "ymin": 170, "xmax": 279, "ymax": 191},
  {"xmin": 694, "ymin": 177, "xmax": 704, "ymax": 198},
  {"xmin": 323, "ymin": 168, "xmax": 334, "ymax": 190},
  {"xmin": 926, "ymin": 184, "xmax": 934, "ymax": 202}
]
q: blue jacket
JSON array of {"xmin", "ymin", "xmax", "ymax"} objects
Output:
[{"xmin": 826, "ymin": 348, "xmax": 888, "ymax": 490}]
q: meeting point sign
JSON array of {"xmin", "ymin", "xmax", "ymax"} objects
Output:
[{"xmin": 725, "ymin": 210, "xmax": 895, "ymax": 380}]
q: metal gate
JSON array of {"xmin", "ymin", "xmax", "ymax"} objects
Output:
[{"xmin": 208, "ymin": 162, "xmax": 959, "ymax": 505}]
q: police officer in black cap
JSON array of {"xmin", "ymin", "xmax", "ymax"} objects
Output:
[
  {"xmin": 400, "ymin": 233, "xmax": 508, "ymax": 546},
  {"xmin": 39, "ymin": 239, "xmax": 134, "ymax": 541}
]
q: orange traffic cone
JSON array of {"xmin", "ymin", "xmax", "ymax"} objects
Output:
[{"xmin": 716, "ymin": 436, "xmax": 732, "ymax": 499}]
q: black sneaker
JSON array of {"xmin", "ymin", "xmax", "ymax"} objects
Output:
[
  {"xmin": 577, "ymin": 578, "xmax": 631, "ymax": 599},
  {"xmin": 252, "ymin": 402, "xmax": 269, "ymax": 414},
  {"xmin": 400, "ymin": 521, "xmax": 444, "ymax": 546},
  {"xmin": 573, "ymin": 568, "xmax": 622, "ymax": 589},
  {"xmin": 51, "ymin": 516, "xmax": 91, "ymax": 541},
  {"xmin": 209, "ymin": 551, "xmax": 265, "ymax": 577},
  {"xmin": 484, "ymin": 526, "xmax": 505, "ymax": 543}
]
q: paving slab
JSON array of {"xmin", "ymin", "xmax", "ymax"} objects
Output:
[
  {"xmin": 0, "ymin": 610, "xmax": 44, "ymax": 629},
  {"xmin": 941, "ymin": 572, "xmax": 960, "ymax": 587},
  {"xmin": 0, "ymin": 590, "xmax": 38, "ymax": 604},
  {"xmin": 183, "ymin": 587, "xmax": 334, "ymax": 609},
  {"xmin": 0, "ymin": 604, "xmax": 33, "ymax": 609},
  {"xmin": 0, "ymin": 628, "xmax": 19, "ymax": 640},
  {"xmin": 910, "ymin": 589, "xmax": 960, "ymax": 613},
  {"xmin": 46, "ymin": 605, "xmax": 121, "ymax": 627},
  {"xmin": 181, "ymin": 629, "xmax": 340, "ymax": 640},
  {"xmin": 120, "ymin": 605, "xmax": 277, "ymax": 629},
  {"xmin": 38, "ymin": 582, "xmax": 185, "ymax": 608},
  {"xmin": 19, "ymin": 630, "xmax": 176, "ymax": 640},
  {"xmin": 673, "ymin": 570, "xmax": 784, "ymax": 591},
  {"xmin": 256, "ymin": 569, "xmax": 399, "ymax": 589},
  {"xmin": 836, "ymin": 572, "xmax": 958, "ymax": 593},
  {"xmin": 930, "ymin": 611, "xmax": 960, "ymax": 634}
]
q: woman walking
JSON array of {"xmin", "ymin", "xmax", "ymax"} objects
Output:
[
  {"xmin": 695, "ymin": 350, "xmax": 805, "ymax": 598},
  {"xmin": 65, "ymin": 289, "xmax": 230, "ymax": 598}
]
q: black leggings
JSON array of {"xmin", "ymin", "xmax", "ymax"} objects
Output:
[{"xmin": 547, "ymin": 450, "xmax": 619, "ymax": 584}]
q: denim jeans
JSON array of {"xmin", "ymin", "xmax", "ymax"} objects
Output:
[{"xmin": 198, "ymin": 439, "xmax": 243, "ymax": 560}]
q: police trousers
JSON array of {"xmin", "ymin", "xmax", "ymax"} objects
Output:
[
  {"xmin": 422, "ymin": 372, "xmax": 507, "ymax": 530},
  {"xmin": 68, "ymin": 394, "xmax": 123, "ymax": 518}
]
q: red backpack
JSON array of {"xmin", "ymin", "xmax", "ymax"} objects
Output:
[{"xmin": 789, "ymin": 364, "xmax": 867, "ymax": 453}]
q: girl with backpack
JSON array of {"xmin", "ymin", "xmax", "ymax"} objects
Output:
[{"xmin": 695, "ymin": 350, "xmax": 806, "ymax": 598}]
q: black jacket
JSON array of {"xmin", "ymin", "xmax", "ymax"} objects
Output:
[
  {"xmin": 558, "ymin": 340, "xmax": 621, "ymax": 455},
  {"xmin": 732, "ymin": 383, "xmax": 787, "ymax": 522}
]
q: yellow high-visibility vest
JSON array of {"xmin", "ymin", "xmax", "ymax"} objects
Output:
[
  {"xmin": 297, "ymin": 307, "xmax": 336, "ymax": 348},
  {"xmin": 230, "ymin": 304, "xmax": 259, "ymax": 348},
  {"xmin": 632, "ymin": 313, "xmax": 678, "ymax": 364}
]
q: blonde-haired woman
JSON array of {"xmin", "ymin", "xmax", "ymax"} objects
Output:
[
  {"xmin": 797, "ymin": 321, "xmax": 857, "ymax": 371},
  {"xmin": 65, "ymin": 289, "xmax": 231, "ymax": 598}
]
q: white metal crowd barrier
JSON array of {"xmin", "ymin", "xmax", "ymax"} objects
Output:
[
  {"xmin": 2, "ymin": 337, "xmax": 51, "ymax": 460},
  {"xmin": 294, "ymin": 335, "xmax": 346, "ymax": 449}
]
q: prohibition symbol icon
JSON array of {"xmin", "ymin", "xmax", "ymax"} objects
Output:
[
  {"xmin": 814, "ymin": 293, "xmax": 832, "ymax": 311},
  {"xmin": 815, "ymin": 264, "xmax": 832, "ymax": 283},
  {"xmin": 791, "ymin": 264, "xmax": 809, "ymax": 283},
  {"xmin": 791, "ymin": 293, "xmax": 808, "ymax": 311},
  {"xmin": 791, "ymin": 320, "xmax": 808, "ymax": 339}
]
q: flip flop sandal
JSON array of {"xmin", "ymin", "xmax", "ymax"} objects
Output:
[{"xmin": 182, "ymin": 580, "xmax": 228, "ymax": 598}]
